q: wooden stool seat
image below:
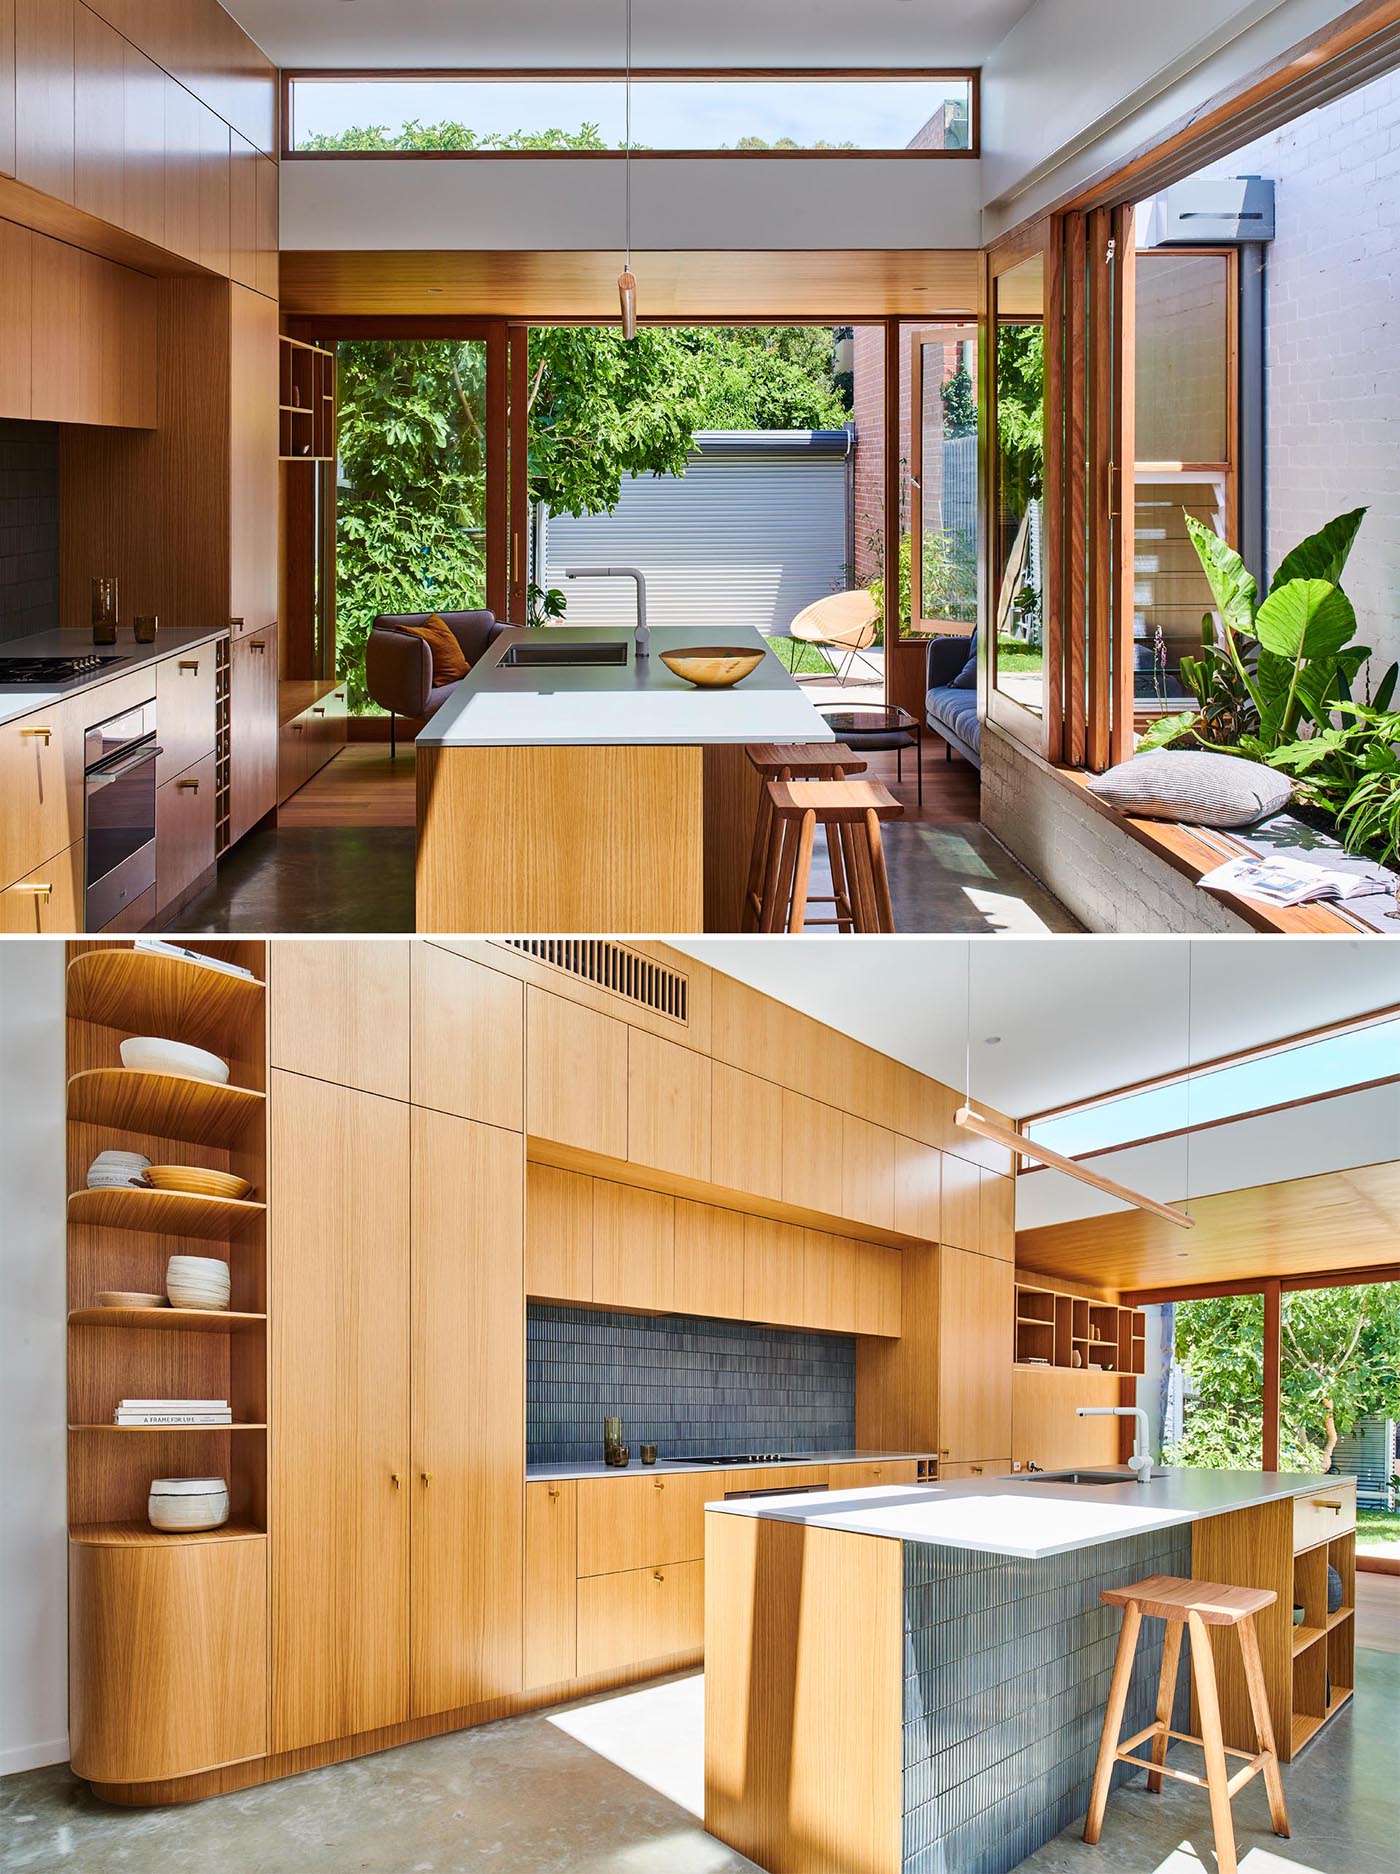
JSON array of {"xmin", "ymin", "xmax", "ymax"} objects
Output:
[
  {"xmin": 755, "ymin": 777, "xmax": 903, "ymax": 934},
  {"xmin": 742, "ymin": 744, "xmax": 867, "ymax": 933},
  {"xmin": 1085, "ymin": 1574, "xmax": 1288, "ymax": 1874},
  {"xmin": 1101, "ymin": 1575, "xmax": 1277, "ymax": 1625}
]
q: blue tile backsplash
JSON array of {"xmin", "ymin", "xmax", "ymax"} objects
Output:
[{"xmin": 526, "ymin": 1303, "xmax": 856, "ymax": 1465}]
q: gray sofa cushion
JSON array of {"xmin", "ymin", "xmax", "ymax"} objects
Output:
[
  {"xmin": 927, "ymin": 684, "xmax": 981, "ymax": 756},
  {"xmin": 1087, "ymin": 750, "xmax": 1291, "ymax": 828}
]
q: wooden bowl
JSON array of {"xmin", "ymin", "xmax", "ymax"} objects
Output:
[
  {"xmin": 95, "ymin": 1291, "xmax": 167, "ymax": 1309},
  {"xmin": 142, "ymin": 1165, "xmax": 253, "ymax": 1200},
  {"xmin": 659, "ymin": 646, "xmax": 765, "ymax": 689}
]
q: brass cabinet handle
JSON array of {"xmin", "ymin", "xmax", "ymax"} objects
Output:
[
  {"xmin": 312, "ymin": 706, "xmax": 326, "ymax": 716},
  {"xmin": 1315, "ymin": 1499, "xmax": 1343, "ymax": 1513},
  {"xmin": 176, "ymin": 778, "xmax": 199, "ymax": 792},
  {"xmin": 653, "ymin": 1571, "xmax": 665, "ymax": 1584},
  {"xmin": 8, "ymin": 882, "xmax": 51, "ymax": 899},
  {"xmin": 250, "ymin": 640, "xmax": 266, "ymax": 655},
  {"xmin": 547, "ymin": 1486, "xmax": 561, "ymax": 1501},
  {"xmin": 229, "ymin": 617, "xmax": 245, "ymax": 630},
  {"xmin": 391, "ymin": 1472, "xmax": 401, "ymax": 1489},
  {"xmin": 178, "ymin": 659, "xmax": 200, "ymax": 673},
  {"xmin": 421, "ymin": 1472, "xmax": 433, "ymax": 1488},
  {"xmin": 653, "ymin": 1479, "xmax": 665, "ymax": 1491},
  {"xmin": 938, "ymin": 1448, "xmax": 950, "ymax": 1457},
  {"xmin": 970, "ymin": 1465, "xmax": 984, "ymax": 1475},
  {"xmin": 19, "ymin": 726, "xmax": 52, "ymax": 743}
]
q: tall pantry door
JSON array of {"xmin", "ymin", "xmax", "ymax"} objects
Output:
[
  {"xmin": 411, "ymin": 1107, "xmax": 525, "ymax": 1716},
  {"xmin": 270, "ymin": 1070, "xmax": 412, "ymax": 1751}
]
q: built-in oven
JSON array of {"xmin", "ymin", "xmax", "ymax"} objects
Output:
[{"xmin": 84, "ymin": 700, "xmax": 161, "ymax": 931}]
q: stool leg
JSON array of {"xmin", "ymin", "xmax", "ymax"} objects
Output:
[
  {"xmin": 788, "ymin": 811, "xmax": 817, "ymax": 934},
  {"xmin": 1187, "ymin": 1609, "xmax": 1239, "ymax": 1874},
  {"xmin": 744, "ymin": 786, "xmax": 775, "ymax": 931},
  {"xmin": 1238, "ymin": 1615, "xmax": 1290, "ymax": 1838},
  {"xmin": 770, "ymin": 819, "xmax": 802, "ymax": 935},
  {"xmin": 1084, "ymin": 1601, "xmax": 1143, "ymax": 1845},
  {"xmin": 1147, "ymin": 1618, "xmax": 1183, "ymax": 1794},
  {"xmin": 866, "ymin": 809, "xmax": 897, "ymax": 933},
  {"xmin": 758, "ymin": 810, "xmax": 787, "ymax": 933},
  {"xmin": 848, "ymin": 823, "xmax": 878, "ymax": 933}
]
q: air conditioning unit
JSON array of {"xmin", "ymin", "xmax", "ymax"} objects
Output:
[{"xmin": 1146, "ymin": 175, "xmax": 1275, "ymax": 247}]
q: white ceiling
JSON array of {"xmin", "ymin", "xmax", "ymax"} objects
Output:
[
  {"xmin": 675, "ymin": 937, "xmax": 1400, "ymax": 1119},
  {"xmin": 219, "ymin": 0, "xmax": 1039, "ymax": 70}
]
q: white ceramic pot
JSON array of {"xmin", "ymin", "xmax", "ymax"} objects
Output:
[
  {"xmin": 148, "ymin": 1477, "xmax": 230, "ymax": 1532},
  {"xmin": 166, "ymin": 1253, "xmax": 231, "ymax": 1311},
  {"xmin": 120, "ymin": 1036, "xmax": 230, "ymax": 1084},
  {"xmin": 86, "ymin": 1149, "xmax": 152, "ymax": 1190}
]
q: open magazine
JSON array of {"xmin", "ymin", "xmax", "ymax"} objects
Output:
[{"xmin": 1200, "ymin": 854, "xmax": 1394, "ymax": 908}]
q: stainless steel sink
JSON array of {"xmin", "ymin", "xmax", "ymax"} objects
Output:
[
  {"xmin": 1015, "ymin": 1472, "xmax": 1135, "ymax": 1486},
  {"xmin": 498, "ymin": 641, "xmax": 629, "ymax": 668}
]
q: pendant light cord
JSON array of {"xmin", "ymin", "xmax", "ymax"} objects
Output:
[
  {"xmin": 624, "ymin": 0, "xmax": 632, "ymax": 274},
  {"xmin": 1184, "ymin": 944, "xmax": 1194, "ymax": 1214},
  {"xmin": 964, "ymin": 942, "xmax": 972, "ymax": 1107}
]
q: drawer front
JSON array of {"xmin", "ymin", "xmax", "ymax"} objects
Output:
[
  {"xmin": 940, "ymin": 1459, "xmax": 1011, "ymax": 1480},
  {"xmin": 724, "ymin": 1465, "xmax": 830, "ymax": 1497},
  {"xmin": 1293, "ymin": 1480, "xmax": 1356, "ymax": 1552},
  {"xmin": 826, "ymin": 1460, "xmax": 918, "ymax": 1491},
  {"xmin": 576, "ymin": 1561, "xmax": 704, "ymax": 1678},
  {"xmin": 278, "ymin": 713, "xmax": 315, "ymax": 803},
  {"xmin": 156, "ymin": 752, "xmax": 216, "ymax": 914},
  {"xmin": 155, "ymin": 645, "xmax": 218, "ymax": 786},
  {"xmin": 0, "ymin": 840, "xmax": 84, "ymax": 933},
  {"xmin": 576, "ymin": 1471, "xmax": 712, "ymax": 1577},
  {"xmin": 0, "ymin": 705, "xmax": 77, "ymax": 889}
]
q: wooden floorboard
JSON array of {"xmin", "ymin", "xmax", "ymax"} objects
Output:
[{"xmin": 279, "ymin": 738, "xmax": 979, "ymax": 833}]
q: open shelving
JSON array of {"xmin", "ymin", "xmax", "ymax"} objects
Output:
[
  {"xmin": 279, "ymin": 335, "xmax": 336, "ymax": 462},
  {"xmin": 1290, "ymin": 1529, "xmax": 1355, "ymax": 1752},
  {"xmin": 1014, "ymin": 1280, "xmax": 1146, "ymax": 1373}
]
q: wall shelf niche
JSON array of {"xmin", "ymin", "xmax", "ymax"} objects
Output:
[
  {"xmin": 279, "ymin": 335, "xmax": 336, "ymax": 462},
  {"xmin": 1014, "ymin": 1281, "xmax": 1145, "ymax": 1374}
]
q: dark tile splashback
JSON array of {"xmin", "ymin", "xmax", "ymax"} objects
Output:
[
  {"xmin": 527, "ymin": 1303, "xmax": 856, "ymax": 1466},
  {"xmin": 0, "ymin": 421, "xmax": 60, "ymax": 646}
]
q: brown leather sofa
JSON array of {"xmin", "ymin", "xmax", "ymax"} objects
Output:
[{"xmin": 365, "ymin": 609, "xmax": 509, "ymax": 755}]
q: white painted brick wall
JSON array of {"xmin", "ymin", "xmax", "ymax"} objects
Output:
[
  {"xmin": 1198, "ymin": 73, "xmax": 1400, "ymax": 688},
  {"xmin": 980, "ymin": 725, "xmax": 1253, "ymax": 933}
]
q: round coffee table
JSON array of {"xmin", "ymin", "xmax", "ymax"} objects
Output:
[{"xmin": 820, "ymin": 705, "xmax": 922, "ymax": 807}]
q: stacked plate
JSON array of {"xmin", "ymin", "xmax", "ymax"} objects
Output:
[
  {"xmin": 119, "ymin": 1036, "xmax": 230, "ymax": 1084},
  {"xmin": 144, "ymin": 1166, "xmax": 252, "ymax": 1200},
  {"xmin": 166, "ymin": 1254, "xmax": 231, "ymax": 1311},
  {"xmin": 86, "ymin": 1149, "xmax": 151, "ymax": 1190},
  {"xmin": 148, "ymin": 1477, "xmax": 230, "ymax": 1533}
]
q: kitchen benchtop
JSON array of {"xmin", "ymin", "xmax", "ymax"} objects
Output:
[
  {"xmin": 705, "ymin": 1466, "xmax": 1338, "ymax": 1559},
  {"xmin": 417, "ymin": 624, "xmax": 838, "ymax": 749},
  {"xmin": 525, "ymin": 1450, "xmax": 929, "ymax": 1483},
  {"xmin": 0, "ymin": 625, "xmax": 229, "ymax": 728}
]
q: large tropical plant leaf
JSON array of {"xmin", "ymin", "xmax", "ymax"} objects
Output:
[
  {"xmin": 1185, "ymin": 514, "xmax": 1257, "ymax": 636},
  {"xmin": 1269, "ymin": 507, "xmax": 1367, "ymax": 592},
  {"xmin": 1253, "ymin": 580, "xmax": 1357, "ymax": 662},
  {"xmin": 1135, "ymin": 711, "xmax": 1201, "ymax": 752}
]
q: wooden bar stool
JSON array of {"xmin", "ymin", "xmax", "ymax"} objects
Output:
[
  {"xmin": 757, "ymin": 778, "xmax": 903, "ymax": 934},
  {"xmin": 742, "ymin": 743, "xmax": 867, "ymax": 933},
  {"xmin": 1085, "ymin": 1574, "xmax": 1289, "ymax": 1874}
]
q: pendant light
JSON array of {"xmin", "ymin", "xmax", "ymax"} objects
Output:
[
  {"xmin": 953, "ymin": 944, "xmax": 1195, "ymax": 1230},
  {"xmin": 618, "ymin": 0, "xmax": 638, "ymax": 338}
]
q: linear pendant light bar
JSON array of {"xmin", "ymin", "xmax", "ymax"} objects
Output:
[{"xmin": 954, "ymin": 1107, "xmax": 1196, "ymax": 1229}]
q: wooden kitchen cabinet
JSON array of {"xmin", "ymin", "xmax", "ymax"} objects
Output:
[
  {"xmin": 15, "ymin": 0, "xmax": 75, "ymax": 204},
  {"xmin": 0, "ymin": 840, "xmax": 83, "ymax": 932},
  {"xmin": 0, "ymin": 219, "xmax": 30, "ymax": 418},
  {"xmin": 940, "ymin": 1460, "xmax": 1012, "ymax": 1480},
  {"xmin": 742, "ymin": 1215, "xmax": 805, "ymax": 1327},
  {"xmin": 576, "ymin": 1560, "xmax": 704, "ymax": 1678},
  {"xmin": 411, "ymin": 944, "xmax": 524, "ymax": 1130},
  {"xmin": 937, "ymin": 1247, "xmax": 1012, "ymax": 1463},
  {"xmin": 894, "ymin": 1135, "xmax": 941, "ymax": 1241},
  {"xmin": 0, "ymin": 698, "xmax": 79, "ymax": 891},
  {"xmin": 229, "ymin": 283, "xmax": 279, "ymax": 638},
  {"xmin": 980, "ymin": 1170, "xmax": 1016, "ymax": 1260},
  {"xmin": 940, "ymin": 1152, "xmax": 981, "ymax": 1251},
  {"xmin": 577, "ymin": 1471, "xmax": 712, "ymax": 1576},
  {"xmin": 841, "ymin": 1113, "xmax": 895, "ymax": 1231},
  {"xmin": 270, "ymin": 1072, "xmax": 412, "ymax": 1753},
  {"xmin": 197, "ymin": 97, "xmax": 231, "ymax": 279},
  {"xmin": 781, "ymin": 1088, "xmax": 844, "ymax": 1217},
  {"xmin": 410, "ymin": 1108, "xmax": 524, "ymax": 1717},
  {"xmin": 255, "ymin": 150, "xmax": 278, "ymax": 299},
  {"xmin": 269, "ymin": 937, "xmax": 411, "ymax": 1100},
  {"xmin": 592, "ymin": 1181, "xmax": 673, "ymax": 1313},
  {"xmin": 154, "ymin": 751, "xmax": 215, "ymax": 917},
  {"xmin": 710, "ymin": 1062, "xmax": 782, "ymax": 1201},
  {"xmin": 162, "ymin": 70, "xmax": 202, "ymax": 262},
  {"xmin": 526, "ymin": 989, "xmax": 628, "ymax": 1160},
  {"xmin": 524, "ymin": 1481, "xmax": 577, "ymax": 1689},
  {"xmin": 628, "ymin": 1028, "xmax": 711, "ymax": 1181},
  {"xmin": 72, "ymin": 1, "xmax": 124, "ymax": 227},
  {"xmin": 228, "ymin": 128, "xmax": 259, "ymax": 289},
  {"xmin": 26, "ymin": 233, "xmax": 154, "ymax": 428},
  {"xmin": 228, "ymin": 624, "xmax": 277, "ymax": 845},
  {"xmin": 525, "ymin": 1163, "xmax": 593, "ymax": 1303},
  {"xmin": 121, "ymin": 41, "xmax": 166, "ymax": 247},
  {"xmin": 1, "ymin": 0, "xmax": 15, "ymax": 179},
  {"xmin": 853, "ymin": 1240, "xmax": 902, "ymax": 1338},
  {"xmin": 725, "ymin": 1465, "xmax": 829, "ymax": 1496},
  {"xmin": 154, "ymin": 644, "xmax": 217, "ymax": 787},
  {"xmin": 673, "ymin": 1200, "xmax": 744, "ymax": 1320},
  {"xmin": 804, "ymin": 1229, "xmax": 854, "ymax": 1332},
  {"xmin": 826, "ymin": 1459, "xmax": 918, "ymax": 1490}
]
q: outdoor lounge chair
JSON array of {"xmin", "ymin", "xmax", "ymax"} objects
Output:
[{"xmin": 780, "ymin": 590, "xmax": 882, "ymax": 686}]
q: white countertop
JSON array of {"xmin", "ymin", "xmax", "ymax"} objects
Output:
[
  {"xmin": 417, "ymin": 625, "xmax": 839, "ymax": 748},
  {"xmin": 705, "ymin": 1467, "xmax": 1338, "ymax": 1560},
  {"xmin": 0, "ymin": 626, "xmax": 228, "ymax": 727},
  {"xmin": 526, "ymin": 1449, "xmax": 930, "ymax": 1483}
]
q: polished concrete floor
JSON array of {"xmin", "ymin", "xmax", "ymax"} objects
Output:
[{"xmin": 4, "ymin": 1597, "xmax": 1394, "ymax": 1874}]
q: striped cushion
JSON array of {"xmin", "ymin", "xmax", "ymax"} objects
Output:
[{"xmin": 1087, "ymin": 751, "xmax": 1291, "ymax": 829}]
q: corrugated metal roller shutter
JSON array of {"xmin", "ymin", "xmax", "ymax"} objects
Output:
[{"xmin": 539, "ymin": 431, "xmax": 852, "ymax": 639}]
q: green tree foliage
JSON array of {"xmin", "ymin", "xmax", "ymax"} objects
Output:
[
  {"xmin": 941, "ymin": 365, "xmax": 976, "ymax": 439},
  {"xmin": 301, "ymin": 121, "xmax": 607, "ymax": 152},
  {"xmin": 1167, "ymin": 1285, "xmax": 1400, "ymax": 1473}
]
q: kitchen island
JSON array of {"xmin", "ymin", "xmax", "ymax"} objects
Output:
[
  {"xmin": 414, "ymin": 624, "xmax": 836, "ymax": 932},
  {"xmin": 703, "ymin": 1468, "xmax": 1357, "ymax": 1874}
]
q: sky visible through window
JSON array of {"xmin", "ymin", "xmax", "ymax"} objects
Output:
[
  {"xmin": 1028, "ymin": 1015, "xmax": 1400, "ymax": 1160},
  {"xmin": 289, "ymin": 78, "xmax": 970, "ymax": 150}
]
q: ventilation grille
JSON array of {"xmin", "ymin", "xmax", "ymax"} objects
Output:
[{"xmin": 498, "ymin": 939, "xmax": 689, "ymax": 1024}]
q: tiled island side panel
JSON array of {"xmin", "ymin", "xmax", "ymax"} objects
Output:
[{"xmin": 902, "ymin": 1528, "xmax": 1193, "ymax": 1874}]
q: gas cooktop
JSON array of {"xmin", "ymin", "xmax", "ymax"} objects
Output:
[
  {"xmin": 0, "ymin": 654, "xmax": 125, "ymax": 686},
  {"xmin": 665, "ymin": 1453, "xmax": 800, "ymax": 1465}
]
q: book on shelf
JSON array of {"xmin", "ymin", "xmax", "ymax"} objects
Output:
[
  {"xmin": 118, "ymin": 1398, "xmax": 229, "ymax": 1410},
  {"xmin": 114, "ymin": 1412, "xmax": 234, "ymax": 1426},
  {"xmin": 134, "ymin": 937, "xmax": 257, "ymax": 981}
]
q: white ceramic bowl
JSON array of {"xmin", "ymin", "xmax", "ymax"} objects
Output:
[
  {"xmin": 86, "ymin": 1149, "xmax": 152, "ymax": 1190},
  {"xmin": 148, "ymin": 1477, "xmax": 230, "ymax": 1532},
  {"xmin": 120, "ymin": 1036, "xmax": 230, "ymax": 1085},
  {"xmin": 166, "ymin": 1254, "xmax": 231, "ymax": 1311}
]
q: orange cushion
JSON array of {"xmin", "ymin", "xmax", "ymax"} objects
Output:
[{"xmin": 396, "ymin": 614, "xmax": 470, "ymax": 685}]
